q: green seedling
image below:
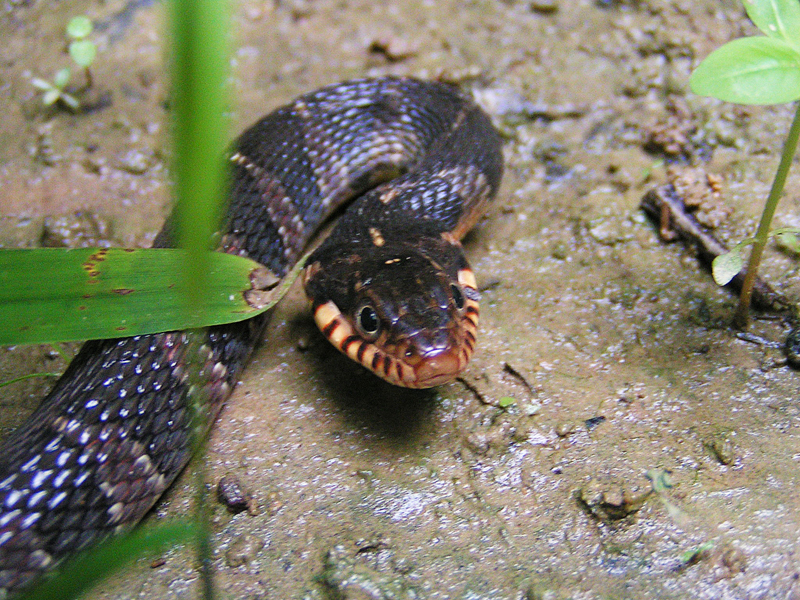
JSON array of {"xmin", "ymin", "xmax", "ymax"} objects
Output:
[
  {"xmin": 498, "ymin": 396, "xmax": 516, "ymax": 409},
  {"xmin": 30, "ymin": 68, "xmax": 80, "ymax": 111},
  {"xmin": 690, "ymin": 0, "xmax": 800, "ymax": 328},
  {"xmin": 30, "ymin": 16, "xmax": 97, "ymax": 111},
  {"xmin": 67, "ymin": 15, "xmax": 97, "ymax": 88},
  {"xmin": 679, "ymin": 541, "xmax": 715, "ymax": 566}
]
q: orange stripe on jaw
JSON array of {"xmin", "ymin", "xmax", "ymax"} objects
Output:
[
  {"xmin": 455, "ymin": 270, "xmax": 480, "ymax": 378},
  {"xmin": 457, "ymin": 268, "xmax": 478, "ymax": 292},
  {"xmin": 313, "ymin": 301, "xmax": 401, "ymax": 386},
  {"xmin": 341, "ymin": 335, "xmax": 360, "ymax": 354},
  {"xmin": 464, "ymin": 335, "xmax": 475, "ymax": 352},
  {"xmin": 459, "ymin": 268, "xmax": 480, "ymax": 350},
  {"xmin": 313, "ymin": 301, "xmax": 349, "ymax": 349},
  {"xmin": 382, "ymin": 356, "xmax": 392, "ymax": 377},
  {"xmin": 321, "ymin": 318, "xmax": 339, "ymax": 338}
]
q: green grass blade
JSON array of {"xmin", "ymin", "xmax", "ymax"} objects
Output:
[
  {"xmin": 20, "ymin": 520, "xmax": 197, "ymax": 600},
  {"xmin": 743, "ymin": 0, "xmax": 800, "ymax": 48},
  {"xmin": 0, "ymin": 248, "xmax": 266, "ymax": 345},
  {"xmin": 690, "ymin": 36, "xmax": 800, "ymax": 104},
  {"xmin": 169, "ymin": 3, "xmax": 232, "ymax": 597},
  {"xmin": 170, "ymin": 0, "xmax": 229, "ymax": 312}
]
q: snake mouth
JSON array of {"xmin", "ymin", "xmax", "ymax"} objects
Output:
[
  {"xmin": 312, "ymin": 297, "xmax": 479, "ymax": 389},
  {"xmin": 409, "ymin": 348, "xmax": 463, "ymax": 388}
]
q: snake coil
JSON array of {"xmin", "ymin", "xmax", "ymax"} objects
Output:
[{"xmin": 0, "ymin": 77, "xmax": 503, "ymax": 594}]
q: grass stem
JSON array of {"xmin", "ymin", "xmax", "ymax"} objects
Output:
[
  {"xmin": 169, "ymin": 0, "xmax": 228, "ymax": 314},
  {"xmin": 169, "ymin": 1, "xmax": 230, "ymax": 597}
]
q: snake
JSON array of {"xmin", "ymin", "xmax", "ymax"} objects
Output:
[{"xmin": 0, "ymin": 77, "xmax": 503, "ymax": 595}]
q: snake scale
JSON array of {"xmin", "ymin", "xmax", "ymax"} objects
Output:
[{"xmin": 0, "ymin": 77, "xmax": 503, "ymax": 594}]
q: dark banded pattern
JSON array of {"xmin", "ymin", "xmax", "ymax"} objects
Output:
[{"xmin": 0, "ymin": 77, "xmax": 503, "ymax": 594}]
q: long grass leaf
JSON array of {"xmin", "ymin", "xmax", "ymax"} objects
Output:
[
  {"xmin": 20, "ymin": 521, "xmax": 197, "ymax": 600},
  {"xmin": 0, "ymin": 248, "xmax": 265, "ymax": 345},
  {"xmin": 169, "ymin": 2, "xmax": 232, "ymax": 598}
]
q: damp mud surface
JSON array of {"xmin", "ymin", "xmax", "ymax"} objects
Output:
[{"xmin": 2, "ymin": 1, "xmax": 800, "ymax": 599}]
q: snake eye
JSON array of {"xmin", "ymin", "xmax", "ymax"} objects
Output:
[
  {"xmin": 356, "ymin": 304, "xmax": 380, "ymax": 337},
  {"xmin": 450, "ymin": 283, "xmax": 465, "ymax": 311}
]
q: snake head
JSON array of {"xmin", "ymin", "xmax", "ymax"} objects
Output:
[{"xmin": 302, "ymin": 232, "xmax": 479, "ymax": 388}]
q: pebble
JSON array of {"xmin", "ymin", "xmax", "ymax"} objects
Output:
[
  {"xmin": 217, "ymin": 473, "xmax": 256, "ymax": 514},
  {"xmin": 707, "ymin": 435, "xmax": 736, "ymax": 466},
  {"xmin": 784, "ymin": 328, "xmax": 800, "ymax": 369},
  {"xmin": 554, "ymin": 422, "xmax": 574, "ymax": 437},
  {"xmin": 117, "ymin": 148, "xmax": 152, "ymax": 174},
  {"xmin": 578, "ymin": 477, "xmax": 650, "ymax": 521}
]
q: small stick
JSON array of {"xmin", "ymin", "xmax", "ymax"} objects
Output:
[{"xmin": 640, "ymin": 184, "xmax": 789, "ymax": 313}]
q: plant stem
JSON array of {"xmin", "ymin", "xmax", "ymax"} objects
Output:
[
  {"xmin": 191, "ymin": 394, "xmax": 214, "ymax": 600},
  {"xmin": 733, "ymin": 101, "xmax": 800, "ymax": 328}
]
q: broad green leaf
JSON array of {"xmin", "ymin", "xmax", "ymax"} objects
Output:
[
  {"xmin": 21, "ymin": 520, "xmax": 196, "ymax": 600},
  {"xmin": 66, "ymin": 15, "xmax": 93, "ymax": 40},
  {"xmin": 743, "ymin": 0, "xmax": 800, "ymax": 48},
  {"xmin": 0, "ymin": 248, "xmax": 271, "ymax": 345},
  {"xmin": 69, "ymin": 39, "xmax": 97, "ymax": 67},
  {"xmin": 712, "ymin": 248, "xmax": 744, "ymax": 286},
  {"xmin": 679, "ymin": 541, "xmax": 715, "ymax": 564},
  {"xmin": 498, "ymin": 396, "xmax": 516, "ymax": 408},
  {"xmin": 690, "ymin": 36, "xmax": 800, "ymax": 104}
]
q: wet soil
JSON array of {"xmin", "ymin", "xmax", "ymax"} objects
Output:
[{"xmin": 2, "ymin": 0, "xmax": 800, "ymax": 599}]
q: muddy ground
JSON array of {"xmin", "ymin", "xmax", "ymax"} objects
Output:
[{"xmin": 2, "ymin": 0, "xmax": 800, "ymax": 598}]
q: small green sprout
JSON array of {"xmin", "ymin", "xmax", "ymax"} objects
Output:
[
  {"xmin": 30, "ymin": 68, "xmax": 80, "ymax": 111},
  {"xmin": 67, "ymin": 15, "xmax": 97, "ymax": 88},
  {"xmin": 710, "ymin": 237, "xmax": 756, "ymax": 287},
  {"xmin": 30, "ymin": 15, "xmax": 97, "ymax": 111},
  {"xmin": 679, "ymin": 541, "xmax": 715, "ymax": 565},
  {"xmin": 690, "ymin": 0, "xmax": 800, "ymax": 327},
  {"xmin": 498, "ymin": 396, "xmax": 516, "ymax": 409}
]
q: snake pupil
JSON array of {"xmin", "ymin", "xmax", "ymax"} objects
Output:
[
  {"xmin": 451, "ymin": 284, "xmax": 465, "ymax": 310},
  {"xmin": 357, "ymin": 305, "xmax": 380, "ymax": 335}
]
